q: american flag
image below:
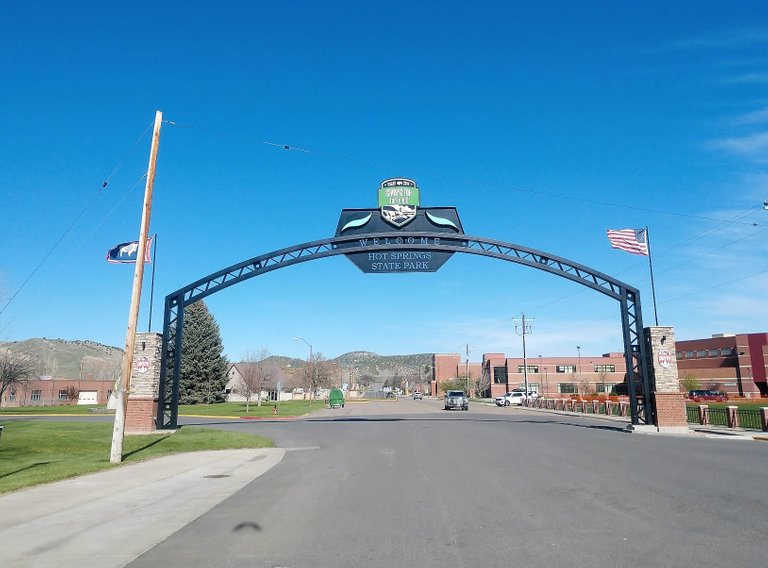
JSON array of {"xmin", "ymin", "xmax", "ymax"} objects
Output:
[{"xmin": 606, "ymin": 229, "xmax": 649, "ymax": 256}]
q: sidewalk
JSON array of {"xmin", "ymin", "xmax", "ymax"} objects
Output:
[{"xmin": 0, "ymin": 448, "xmax": 285, "ymax": 568}]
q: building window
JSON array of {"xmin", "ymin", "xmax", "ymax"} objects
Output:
[
  {"xmin": 9, "ymin": 390, "xmax": 16, "ymax": 402},
  {"xmin": 594, "ymin": 382, "xmax": 610, "ymax": 393},
  {"xmin": 59, "ymin": 390, "xmax": 68, "ymax": 401},
  {"xmin": 720, "ymin": 348, "xmax": 735, "ymax": 356},
  {"xmin": 676, "ymin": 352, "xmax": 682, "ymax": 359},
  {"xmin": 558, "ymin": 383, "xmax": 576, "ymax": 394},
  {"xmin": 493, "ymin": 367, "xmax": 507, "ymax": 384},
  {"xmin": 708, "ymin": 349, "xmax": 720, "ymax": 357},
  {"xmin": 685, "ymin": 351, "xmax": 694, "ymax": 358},
  {"xmin": 520, "ymin": 382, "xmax": 540, "ymax": 392},
  {"xmin": 517, "ymin": 365, "xmax": 539, "ymax": 374},
  {"xmin": 697, "ymin": 350, "xmax": 707, "ymax": 357},
  {"xmin": 556, "ymin": 365, "xmax": 576, "ymax": 373},
  {"xmin": 31, "ymin": 390, "xmax": 42, "ymax": 401},
  {"xmin": 594, "ymin": 365, "xmax": 615, "ymax": 373}
]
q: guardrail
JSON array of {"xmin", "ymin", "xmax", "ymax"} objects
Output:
[
  {"xmin": 531, "ymin": 398, "xmax": 768, "ymax": 432},
  {"xmin": 530, "ymin": 397, "xmax": 632, "ymax": 418},
  {"xmin": 686, "ymin": 404, "xmax": 768, "ymax": 431}
]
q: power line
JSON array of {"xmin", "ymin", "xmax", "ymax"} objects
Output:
[
  {"xmin": 162, "ymin": 118, "xmax": 762, "ymax": 227},
  {"xmin": 528, "ymin": 205, "xmax": 766, "ymax": 314},
  {"xmin": 0, "ymin": 122, "xmax": 153, "ymax": 318},
  {"xmin": 0, "ymin": 172, "xmax": 148, "ymax": 336}
]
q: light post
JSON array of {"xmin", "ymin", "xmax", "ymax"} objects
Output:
[
  {"xmin": 293, "ymin": 337, "xmax": 314, "ymax": 405},
  {"xmin": 538, "ymin": 354, "xmax": 542, "ymax": 396},
  {"xmin": 459, "ymin": 344, "xmax": 473, "ymax": 397},
  {"xmin": 576, "ymin": 345, "xmax": 582, "ymax": 393},
  {"xmin": 514, "ymin": 314, "xmax": 533, "ymax": 405}
]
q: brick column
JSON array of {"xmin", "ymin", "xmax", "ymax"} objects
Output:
[
  {"xmin": 645, "ymin": 326, "xmax": 689, "ymax": 433},
  {"xmin": 126, "ymin": 332, "xmax": 162, "ymax": 434}
]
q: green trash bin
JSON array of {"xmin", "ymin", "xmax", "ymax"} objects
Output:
[{"xmin": 328, "ymin": 388, "xmax": 345, "ymax": 409}]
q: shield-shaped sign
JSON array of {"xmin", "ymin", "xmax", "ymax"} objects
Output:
[
  {"xmin": 658, "ymin": 351, "xmax": 674, "ymax": 369},
  {"xmin": 136, "ymin": 356, "xmax": 150, "ymax": 374},
  {"xmin": 378, "ymin": 178, "xmax": 419, "ymax": 228}
]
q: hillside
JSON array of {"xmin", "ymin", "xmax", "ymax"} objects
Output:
[
  {"xmin": 3, "ymin": 338, "xmax": 435, "ymax": 382},
  {"xmin": 333, "ymin": 351, "xmax": 433, "ymax": 377},
  {"xmin": 0, "ymin": 338, "xmax": 123, "ymax": 380}
]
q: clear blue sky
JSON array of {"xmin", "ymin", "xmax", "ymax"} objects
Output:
[{"xmin": 1, "ymin": 1, "xmax": 767, "ymax": 363}]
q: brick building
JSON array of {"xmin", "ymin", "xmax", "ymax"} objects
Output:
[
  {"xmin": 1, "ymin": 378, "xmax": 115, "ymax": 407},
  {"xmin": 432, "ymin": 352, "xmax": 627, "ymax": 398},
  {"xmin": 675, "ymin": 333, "xmax": 767, "ymax": 398}
]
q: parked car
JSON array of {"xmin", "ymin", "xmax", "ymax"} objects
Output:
[
  {"xmin": 688, "ymin": 389, "xmax": 728, "ymax": 402},
  {"xmin": 444, "ymin": 390, "xmax": 469, "ymax": 411},
  {"xmin": 495, "ymin": 392, "xmax": 527, "ymax": 406},
  {"xmin": 413, "ymin": 391, "xmax": 423, "ymax": 400},
  {"xmin": 511, "ymin": 388, "xmax": 539, "ymax": 399}
]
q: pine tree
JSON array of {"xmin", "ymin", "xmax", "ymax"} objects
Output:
[{"xmin": 179, "ymin": 300, "xmax": 229, "ymax": 404}]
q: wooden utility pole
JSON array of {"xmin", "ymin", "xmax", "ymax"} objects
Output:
[{"xmin": 110, "ymin": 110, "xmax": 163, "ymax": 463}]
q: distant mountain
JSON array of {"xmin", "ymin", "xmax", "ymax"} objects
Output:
[
  {"xmin": 333, "ymin": 351, "xmax": 433, "ymax": 377},
  {"xmin": 4, "ymin": 338, "xmax": 435, "ymax": 382},
  {"xmin": 238, "ymin": 351, "xmax": 434, "ymax": 378},
  {"xmin": 0, "ymin": 338, "xmax": 123, "ymax": 380}
]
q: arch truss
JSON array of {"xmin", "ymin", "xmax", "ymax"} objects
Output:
[{"xmin": 157, "ymin": 232, "xmax": 653, "ymax": 429}]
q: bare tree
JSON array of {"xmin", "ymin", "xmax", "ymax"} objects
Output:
[
  {"xmin": 239, "ymin": 349, "xmax": 278, "ymax": 412},
  {"xmin": 65, "ymin": 385, "xmax": 80, "ymax": 405},
  {"xmin": 311, "ymin": 353, "xmax": 333, "ymax": 391},
  {"xmin": 475, "ymin": 367, "xmax": 491, "ymax": 398},
  {"xmin": 0, "ymin": 349, "xmax": 36, "ymax": 407}
]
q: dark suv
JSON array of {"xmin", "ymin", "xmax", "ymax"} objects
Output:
[
  {"xmin": 688, "ymin": 389, "xmax": 728, "ymax": 402},
  {"xmin": 444, "ymin": 390, "xmax": 469, "ymax": 411}
]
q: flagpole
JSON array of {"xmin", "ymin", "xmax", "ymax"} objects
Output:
[
  {"xmin": 646, "ymin": 226, "xmax": 659, "ymax": 326},
  {"xmin": 147, "ymin": 233, "xmax": 158, "ymax": 332},
  {"xmin": 111, "ymin": 111, "xmax": 162, "ymax": 463}
]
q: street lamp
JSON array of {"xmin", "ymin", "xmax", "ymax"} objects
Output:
[
  {"xmin": 576, "ymin": 345, "xmax": 582, "ymax": 388},
  {"xmin": 459, "ymin": 344, "xmax": 474, "ymax": 397},
  {"xmin": 293, "ymin": 337, "xmax": 314, "ymax": 404},
  {"xmin": 538, "ymin": 354, "xmax": 542, "ymax": 396}
]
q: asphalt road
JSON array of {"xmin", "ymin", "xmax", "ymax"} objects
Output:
[{"xmin": 120, "ymin": 398, "xmax": 768, "ymax": 568}]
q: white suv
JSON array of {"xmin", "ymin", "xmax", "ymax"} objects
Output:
[{"xmin": 495, "ymin": 392, "xmax": 526, "ymax": 406}]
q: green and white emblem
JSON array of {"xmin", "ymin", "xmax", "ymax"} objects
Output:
[{"xmin": 378, "ymin": 178, "xmax": 419, "ymax": 228}]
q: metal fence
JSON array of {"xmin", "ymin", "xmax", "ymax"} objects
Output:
[
  {"xmin": 686, "ymin": 405, "xmax": 766, "ymax": 430},
  {"xmin": 737, "ymin": 409, "xmax": 762, "ymax": 430}
]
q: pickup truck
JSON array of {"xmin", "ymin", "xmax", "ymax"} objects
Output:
[{"xmin": 444, "ymin": 390, "xmax": 469, "ymax": 411}]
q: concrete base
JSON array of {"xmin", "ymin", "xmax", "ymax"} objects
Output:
[
  {"xmin": 626, "ymin": 424, "xmax": 657, "ymax": 434},
  {"xmin": 627, "ymin": 424, "xmax": 692, "ymax": 435},
  {"xmin": 125, "ymin": 429, "xmax": 177, "ymax": 436}
]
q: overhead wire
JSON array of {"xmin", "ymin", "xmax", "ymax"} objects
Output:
[
  {"xmin": 0, "ymin": 121, "xmax": 154, "ymax": 319},
  {"xmin": 163, "ymin": 117, "xmax": 768, "ymax": 327},
  {"xmin": 162, "ymin": 119, "xmax": 763, "ymax": 227},
  {"xmin": 0, "ymin": 172, "xmax": 149, "ymax": 336}
]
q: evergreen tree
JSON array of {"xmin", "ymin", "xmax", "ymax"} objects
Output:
[{"xmin": 179, "ymin": 300, "xmax": 229, "ymax": 404}]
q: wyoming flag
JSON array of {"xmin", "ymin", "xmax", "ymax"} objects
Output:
[{"xmin": 106, "ymin": 237, "xmax": 153, "ymax": 264}]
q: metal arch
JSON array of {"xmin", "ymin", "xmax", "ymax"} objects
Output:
[{"xmin": 157, "ymin": 232, "xmax": 653, "ymax": 429}]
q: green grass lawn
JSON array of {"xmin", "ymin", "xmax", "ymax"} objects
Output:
[
  {"xmin": 686, "ymin": 400, "xmax": 767, "ymax": 411},
  {"xmin": 0, "ymin": 420, "xmax": 273, "ymax": 494},
  {"xmin": 0, "ymin": 404, "xmax": 112, "ymax": 414},
  {"xmin": 178, "ymin": 399, "xmax": 322, "ymax": 417},
  {"xmin": 0, "ymin": 399, "xmax": 324, "ymax": 417}
]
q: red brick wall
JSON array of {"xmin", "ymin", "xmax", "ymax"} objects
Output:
[
  {"xmin": 126, "ymin": 397, "xmax": 157, "ymax": 433},
  {"xmin": 654, "ymin": 392, "xmax": 688, "ymax": 428}
]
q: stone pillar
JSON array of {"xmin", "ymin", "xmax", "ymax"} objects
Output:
[
  {"xmin": 126, "ymin": 332, "xmax": 162, "ymax": 434},
  {"xmin": 645, "ymin": 326, "xmax": 689, "ymax": 433}
]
